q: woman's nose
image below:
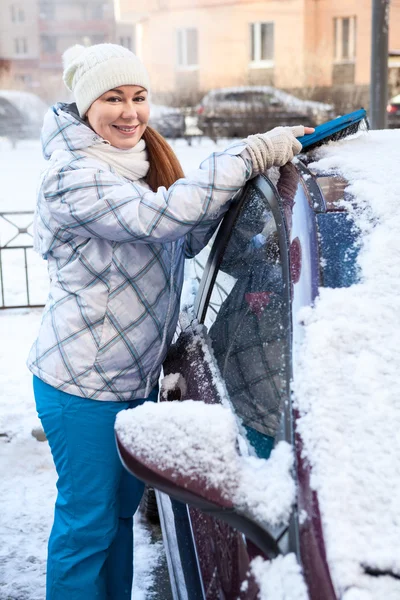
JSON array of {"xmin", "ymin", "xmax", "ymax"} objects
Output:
[{"xmin": 121, "ymin": 103, "xmax": 138, "ymax": 120}]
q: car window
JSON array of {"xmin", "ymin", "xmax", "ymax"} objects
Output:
[
  {"xmin": 218, "ymin": 91, "xmax": 275, "ymax": 105},
  {"xmin": 204, "ymin": 189, "xmax": 289, "ymax": 458},
  {"xmin": 0, "ymin": 99, "xmax": 19, "ymax": 119}
]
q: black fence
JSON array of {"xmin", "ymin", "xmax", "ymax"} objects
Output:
[{"xmin": 0, "ymin": 211, "xmax": 46, "ymax": 310}]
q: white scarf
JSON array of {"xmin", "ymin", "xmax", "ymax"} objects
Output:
[{"xmin": 82, "ymin": 138, "xmax": 150, "ymax": 182}]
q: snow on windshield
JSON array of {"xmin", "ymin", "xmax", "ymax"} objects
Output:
[
  {"xmin": 115, "ymin": 399, "xmax": 295, "ymax": 528},
  {"xmin": 294, "ymin": 129, "xmax": 400, "ymax": 598}
]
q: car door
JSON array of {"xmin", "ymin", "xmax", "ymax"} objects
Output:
[
  {"xmin": 113, "ymin": 162, "xmax": 345, "ymax": 598},
  {"xmin": 158, "ymin": 172, "xmax": 297, "ymax": 599}
]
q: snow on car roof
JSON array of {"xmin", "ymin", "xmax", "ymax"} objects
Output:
[
  {"xmin": 202, "ymin": 86, "xmax": 333, "ymax": 111},
  {"xmin": 294, "ymin": 129, "xmax": 400, "ymax": 598},
  {"xmin": 0, "ymin": 90, "xmax": 47, "ymax": 122}
]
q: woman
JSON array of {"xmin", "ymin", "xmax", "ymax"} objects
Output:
[{"xmin": 28, "ymin": 43, "xmax": 312, "ymax": 599}]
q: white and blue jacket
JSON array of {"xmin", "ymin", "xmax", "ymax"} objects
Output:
[{"xmin": 27, "ymin": 104, "xmax": 252, "ymax": 400}]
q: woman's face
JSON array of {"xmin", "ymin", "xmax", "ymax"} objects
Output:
[{"xmin": 86, "ymin": 85, "xmax": 150, "ymax": 150}]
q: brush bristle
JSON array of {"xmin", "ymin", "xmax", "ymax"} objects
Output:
[{"xmin": 301, "ymin": 117, "xmax": 369, "ymax": 153}]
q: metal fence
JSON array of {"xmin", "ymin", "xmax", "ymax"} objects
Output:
[
  {"xmin": 0, "ymin": 211, "xmax": 46, "ymax": 310},
  {"xmin": 0, "ymin": 214, "xmax": 226, "ymax": 312}
]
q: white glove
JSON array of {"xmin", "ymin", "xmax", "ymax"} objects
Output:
[{"xmin": 245, "ymin": 125, "xmax": 305, "ymax": 175}]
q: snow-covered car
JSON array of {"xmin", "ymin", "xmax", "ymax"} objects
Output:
[
  {"xmin": 149, "ymin": 103, "xmax": 185, "ymax": 139},
  {"xmin": 116, "ymin": 130, "xmax": 400, "ymax": 599},
  {"xmin": 387, "ymin": 93, "xmax": 400, "ymax": 128},
  {"xmin": 0, "ymin": 90, "xmax": 47, "ymax": 147},
  {"xmin": 195, "ymin": 86, "xmax": 335, "ymax": 140}
]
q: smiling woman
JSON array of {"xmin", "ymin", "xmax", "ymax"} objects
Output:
[
  {"xmin": 28, "ymin": 41, "xmax": 312, "ymax": 600},
  {"xmin": 86, "ymin": 86, "xmax": 150, "ymax": 150}
]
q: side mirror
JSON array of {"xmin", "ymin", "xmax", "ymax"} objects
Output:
[{"xmin": 115, "ymin": 399, "xmax": 295, "ymax": 559}]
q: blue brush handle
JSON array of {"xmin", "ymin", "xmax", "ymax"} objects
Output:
[{"xmin": 297, "ymin": 108, "xmax": 367, "ymax": 149}]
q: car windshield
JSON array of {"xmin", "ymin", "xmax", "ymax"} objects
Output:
[{"xmin": 213, "ymin": 91, "xmax": 276, "ymax": 105}]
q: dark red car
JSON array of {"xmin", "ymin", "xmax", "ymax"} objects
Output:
[{"xmin": 116, "ymin": 156, "xmax": 364, "ymax": 599}]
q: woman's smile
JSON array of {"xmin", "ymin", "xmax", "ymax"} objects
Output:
[{"xmin": 113, "ymin": 124, "xmax": 139, "ymax": 135}]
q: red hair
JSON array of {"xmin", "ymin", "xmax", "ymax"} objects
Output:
[{"xmin": 143, "ymin": 126, "xmax": 185, "ymax": 191}]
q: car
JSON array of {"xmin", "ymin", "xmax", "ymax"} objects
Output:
[
  {"xmin": 149, "ymin": 103, "xmax": 186, "ymax": 139},
  {"xmin": 194, "ymin": 86, "xmax": 335, "ymax": 140},
  {"xmin": 116, "ymin": 129, "xmax": 400, "ymax": 599},
  {"xmin": 0, "ymin": 90, "xmax": 47, "ymax": 147},
  {"xmin": 387, "ymin": 93, "xmax": 400, "ymax": 128}
]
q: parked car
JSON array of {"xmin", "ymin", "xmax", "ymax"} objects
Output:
[
  {"xmin": 387, "ymin": 93, "xmax": 400, "ymax": 128},
  {"xmin": 117, "ymin": 130, "xmax": 399, "ymax": 599},
  {"xmin": 116, "ymin": 161, "xmax": 352, "ymax": 596},
  {"xmin": 0, "ymin": 90, "xmax": 47, "ymax": 147},
  {"xmin": 149, "ymin": 103, "xmax": 186, "ymax": 139},
  {"xmin": 195, "ymin": 86, "xmax": 335, "ymax": 140}
]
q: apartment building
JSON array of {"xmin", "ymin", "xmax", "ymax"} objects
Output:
[
  {"xmin": 0, "ymin": 0, "xmax": 116, "ymax": 101},
  {"xmin": 0, "ymin": 0, "xmax": 40, "ymax": 87},
  {"xmin": 118, "ymin": 0, "xmax": 400, "ymax": 98}
]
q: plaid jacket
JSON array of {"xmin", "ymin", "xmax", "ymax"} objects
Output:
[{"xmin": 27, "ymin": 104, "xmax": 252, "ymax": 400}]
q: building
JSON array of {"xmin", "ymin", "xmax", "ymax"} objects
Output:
[
  {"xmin": 0, "ymin": 0, "xmax": 40, "ymax": 88},
  {"xmin": 0, "ymin": 0, "xmax": 116, "ymax": 102},
  {"xmin": 118, "ymin": 0, "xmax": 400, "ymax": 103}
]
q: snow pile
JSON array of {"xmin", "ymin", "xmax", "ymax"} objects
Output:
[
  {"xmin": 115, "ymin": 400, "xmax": 295, "ymax": 527},
  {"xmin": 250, "ymin": 554, "xmax": 309, "ymax": 600},
  {"xmin": 160, "ymin": 372, "xmax": 187, "ymax": 398},
  {"xmin": 294, "ymin": 130, "xmax": 400, "ymax": 597}
]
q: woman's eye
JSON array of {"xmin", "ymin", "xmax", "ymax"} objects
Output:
[
  {"xmin": 106, "ymin": 97, "xmax": 121, "ymax": 103},
  {"xmin": 135, "ymin": 96, "xmax": 146, "ymax": 102}
]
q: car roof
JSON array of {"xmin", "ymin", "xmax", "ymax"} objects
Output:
[
  {"xmin": 201, "ymin": 86, "xmax": 333, "ymax": 111},
  {"xmin": 0, "ymin": 90, "xmax": 47, "ymax": 122}
]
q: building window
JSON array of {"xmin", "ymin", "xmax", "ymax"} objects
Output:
[
  {"xmin": 14, "ymin": 38, "xmax": 28, "ymax": 54},
  {"xmin": 41, "ymin": 35, "xmax": 57, "ymax": 54},
  {"xmin": 250, "ymin": 22, "xmax": 274, "ymax": 65},
  {"xmin": 39, "ymin": 2, "xmax": 55, "ymax": 20},
  {"xmin": 92, "ymin": 4, "xmax": 104, "ymax": 19},
  {"xmin": 119, "ymin": 36, "xmax": 133, "ymax": 50},
  {"xmin": 10, "ymin": 5, "xmax": 25, "ymax": 22},
  {"xmin": 16, "ymin": 74, "xmax": 32, "ymax": 85},
  {"xmin": 334, "ymin": 17, "xmax": 356, "ymax": 62},
  {"xmin": 177, "ymin": 28, "xmax": 198, "ymax": 68}
]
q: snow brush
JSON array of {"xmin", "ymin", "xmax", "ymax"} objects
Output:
[{"xmin": 297, "ymin": 108, "xmax": 369, "ymax": 153}]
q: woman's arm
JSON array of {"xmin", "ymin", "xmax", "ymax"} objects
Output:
[
  {"xmin": 41, "ymin": 127, "xmax": 306, "ymax": 245},
  {"xmin": 41, "ymin": 144, "xmax": 252, "ymax": 244}
]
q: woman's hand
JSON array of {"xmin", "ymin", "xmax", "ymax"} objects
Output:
[{"xmin": 245, "ymin": 125, "xmax": 316, "ymax": 174}]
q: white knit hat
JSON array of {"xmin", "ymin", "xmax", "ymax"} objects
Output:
[{"xmin": 62, "ymin": 43, "xmax": 151, "ymax": 117}]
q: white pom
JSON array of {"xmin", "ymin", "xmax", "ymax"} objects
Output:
[{"xmin": 62, "ymin": 44, "xmax": 86, "ymax": 69}]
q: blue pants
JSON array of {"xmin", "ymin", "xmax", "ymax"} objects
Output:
[{"xmin": 33, "ymin": 375, "xmax": 158, "ymax": 600}]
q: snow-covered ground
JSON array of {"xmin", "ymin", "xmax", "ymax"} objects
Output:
[{"xmin": 0, "ymin": 135, "xmax": 225, "ymax": 599}]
